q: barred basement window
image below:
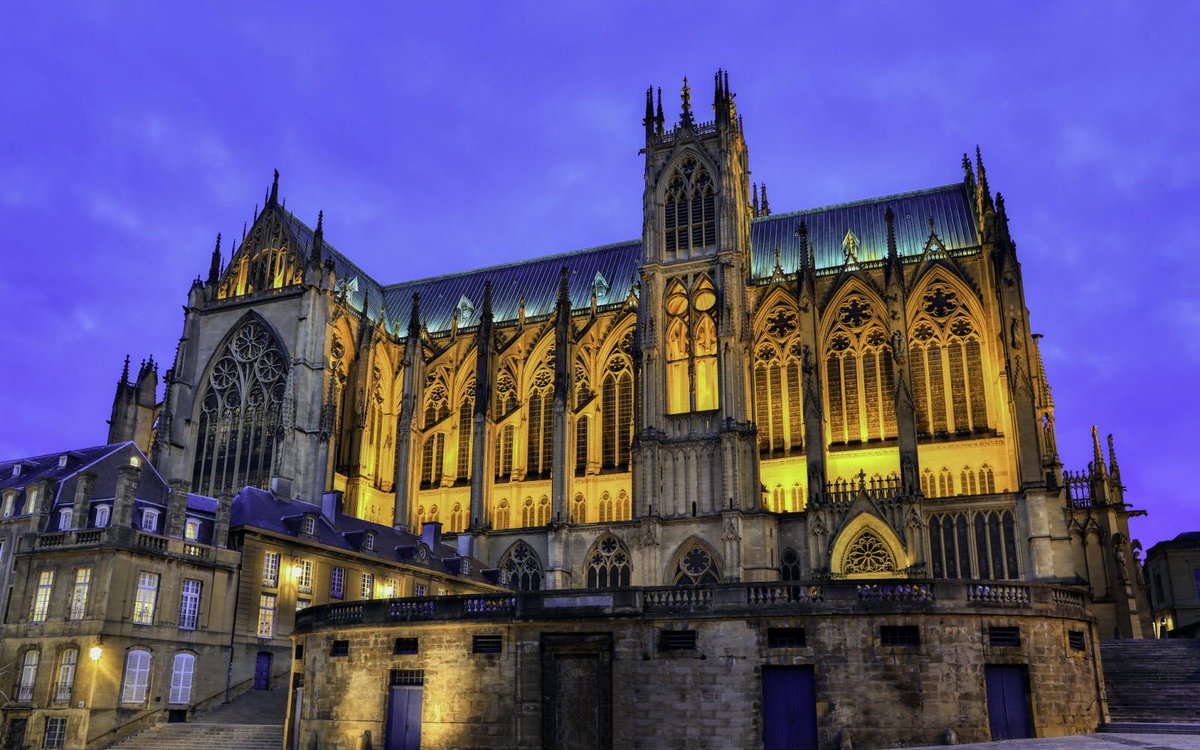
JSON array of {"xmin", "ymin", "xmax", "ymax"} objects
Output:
[
  {"xmin": 880, "ymin": 625, "xmax": 920, "ymax": 647},
  {"xmin": 659, "ymin": 630, "xmax": 697, "ymax": 652},
  {"xmin": 330, "ymin": 640, "xmax": 350, "ymax": 657},
  {"xmin": 394, "ymin": 638, "xmax": 419, "ymax": 655},
  {"xmin": 472, "ymin": 635, "xmax": 502, "ymax": 654},
  {"xmin": 988, "ymin": 626, "xmax": 1021, "ymax": 647},
  {"xmin": 1068, "ymin": 631, "xmax": 1087, "ymax": 651},
  {"xmin": 391, "ymin": 669, "xmax": 425, "ymax": 686},
  {"xmin": 767, "ymin": 628, "xmax": 807, "ymax": 648}
]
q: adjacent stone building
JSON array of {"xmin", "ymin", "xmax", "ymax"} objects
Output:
[
  {"xmin": 0, "ymin": 444, "xmax": 495, "ymax": 749},
  {"xmin": 1144, "ymin": 532, "xmax": 1200, "ymax": 637}
]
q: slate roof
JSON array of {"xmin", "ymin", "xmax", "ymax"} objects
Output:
[
  {"xmin": 229, "ymin": 487, "xmax": 494, "ymax": 583},
  {"xmin": 268, "ymin": 181, "xmax": 978, "ymax": 338},
  {"xmin": 0, "ymin": 443, "xmax": 127, "ymax": 494}
]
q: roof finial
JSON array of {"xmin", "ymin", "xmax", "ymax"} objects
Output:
[
  {"xmin": 680, "ymin": 76, "xmax": 693, "ymax": 126},
  {"xmin": 208, "ymin": 233, "xmax": 222, "ymax": 284},
  {"xmin": 1107, "ymin": 433, "xmax": 1121, "ymax": 479},
  {"xmin": 928, "ymin": 216, "xmax": 937, "ymax": 236},
  {"xmin": 975, "ymin": 146, "xmax": 994, "ymax": 214},
  {"xmin": 962, "ymin": 152, "xmax": 976, "ymax": 192},
  {"xmin": 1091, "ymin": 425, "xmax": 1106, "ymax": 478},
  {"xmin": 751, "ymin": 182, "xmax": 759, "ymax": 217},
  {"xmin": 655, "ymin": 87, "xmax": 664, "ymax": 134},
  {"xmin": 713, "ymin": 69, "xmax": 723, "ymax": 111},
  {"xmin": 312, "ymin": 210, "xmax": 324, "ymax": 264},
  {"xmin": 269, "ymin": 169, "xmax": 279, "ymax": 206},
  {"xmin": 885, "ymin": 206, "xmax": 897, "ymax": 260},
  {"xmin": 796, "ymin": 221, "xmax": 811, "ymax": 270},
  {"xmin": 557, "ymin": 266, "xmax": 571, "ymax": 310},
  {"xmin": 773, "ymin": 246, "xmax": 782, "ymax": 275},
  {"xmin": 120, "ymin": 354, "xmax": 130, "ymax": 385},
  {"xmin": 760, "ymin": 183, "xmax": 770, "ymax": 216},
  {"xmin": 407, "ymin": 293, "xmax": 421, "ymax": 339},
  {"xmin": 995, "ymin": 193, "xmax": 1012, "ymax": 245}
]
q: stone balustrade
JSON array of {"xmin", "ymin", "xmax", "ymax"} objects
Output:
[{"xmin": 294, "ymin": 578, "xmax": 1092, "ymax": 633}]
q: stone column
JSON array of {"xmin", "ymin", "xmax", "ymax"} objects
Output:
[{"xmin": 71, "ymin": 473, "xmax": 97, "ymax": 529}]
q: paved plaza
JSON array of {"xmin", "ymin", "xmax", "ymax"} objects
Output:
[{"xmin": 894, "ymin": 733, "xmax": 1200, "ymax": 750}]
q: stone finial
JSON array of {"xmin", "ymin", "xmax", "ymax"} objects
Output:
[
  {"xmin": 268, "ymin": 169, "xmax": 280, "ymax": 206},
  {"xmin": 680, "ymin": 76, "xmax": 693, "ymax": 126},
  {"xmin": 208, "ymin": 233, "xmax": 222, "ymax": 284}
]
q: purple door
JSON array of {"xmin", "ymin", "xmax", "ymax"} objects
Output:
[
  {"xmin": 762, "ymin": 666, "xmax": 817, "ymax": 750},
  {"xmin": 985, "ymin": 665, "xmax": 1032, "ymax": 740},
  {"xmin": 253, "ymin": 651, "xmax": 272, "ymax": 690},
  {"xmin": 385, "ymin": 686, "xmax": 423, "ymax": 750}
]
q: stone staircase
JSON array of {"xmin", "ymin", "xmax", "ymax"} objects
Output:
[
  {"xmin": 1101, "ymin": 639, "xmax": 1200, "ymax": 723},
  {"xmin": 107, "ymin": 687, "xmax": 287, "ymax": 749}
]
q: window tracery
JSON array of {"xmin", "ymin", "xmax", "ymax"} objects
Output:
[
  {"xmin": 191, "ymin": 319, "xmax": 289, "ymax": 496},
  {"xmin": 495, "ymin": 424, "xmax": 514, "ymax": 481},
  {"xmin": 423, "ymin": 372, "xmax": 450, "ymax": 429},
  {"xmin": 494, "ymin": 499, "xmax": 510, "ymax": 529},
  {"xmin": 526, "ymin": 367, "xmax": 553, "ymax": 478},
  {"xmin": 974, "ymin": 509, "xmax": 1020, "ymax": 579},
  {"xmin": 420, "ymin": 433, "xmax": 445, "ymax": 489},
  {"xmin": 753, "ymin": 308, "xmax": 805, "ymax": 456},
  {"xmin": 601, "ymin": 348, "xmax": 633, "ymax": 469},
  {"xmin": 781, "ymin": 549, "xmax": 802, "ymax": 581},
  {"xmin": 908, "ymin": 282, "xmax": 988, "ymax": 436},
  {"xmin": 586, "ymin": 534, "xmax": 632, "ymax": 588},
  {"xmin": 842, "ymin": 529, "xmax": 897, "ymax": 575},
  {"xmin": 499, "ymin": 541, "xmax": 542, "ymax": 591},
  {"xmin": 666, "ymin": 277, "xmax": 718, "ymax": 414},
  {"xmin": 456, "ymin": 376, "xmax": 474, "ymax": 482},
  {"xmin": 824, "ymin": 293, "xmax": 895, "ymax": 444},
  {"xmin": 521, "ymin": 497, "xmax": 535, "ymax": 527},
  {"xmin": 672, "ymin": 542, "xmax": 720, "ymax": 585},
  {"xmin": 537, "ymin": 496, "xmax": 551, "ymax": 526},
  {"xmin": 571, "ymin": 494, "xmax": 586, "ymax": 524},
  {"xmin": 449, "ymin": 503, "xmax": 464, "ymax": 533},
  {"xmin": 663, "ymin": 156, "xmax": 716, "ymax": 258},
  {"xmin": 928, "ymin": 513, "xmax": 973, "ymax": 579}
]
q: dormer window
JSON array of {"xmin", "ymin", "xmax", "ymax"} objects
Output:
[
  {"xmin": 364, "ymin": 532, "xmax": 376, "ymax": 552},
  {"xmin": 593, "ymin": 271, "xmax": 609, "ymax": 299},
  {"xmin": 58, "ymin": 508, "xmax": 73, "ymax": 530},
  {"xmin": 184, "ymin": 518, "xmax": 200, "ymax": 541},
  {"xmin": 2, "ymin": 492, "xmax": 15, "ymax": 517},
  {"xmin": 12, "ymin": 465, "xmax": 22, "ymax": 478},
  {"xmin": 141, "ymin": 508, "xmax": 160, "ymax": 533},
  {"xmin": 58, "ymin": 455, "xmax": 69, "ymax": 469},
  {"xmin": 94, "ymin": 505, "xmax": 110, "ymax": 528},
  {"xmin": 302, "ymin": 515, "xmax": 316, "ymax": 536},
  {"xmin": 456, "ymin": 294, "xmax": 475, "ymax": 323}
]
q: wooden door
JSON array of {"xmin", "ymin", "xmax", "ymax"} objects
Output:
[
  {"xmin": 762, "ymin": 666, "xmax": 817, "ymax": 750},
  {"xmin": 985, "ymin": 664, "xmax": 1033, "ymax": 740}
]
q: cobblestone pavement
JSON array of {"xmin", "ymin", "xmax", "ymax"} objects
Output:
[{"xmin": 891, "ymin": 733, "xmax": 1200, "ymax": 750}]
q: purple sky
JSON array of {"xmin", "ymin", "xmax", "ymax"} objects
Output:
[{"xmin": 1, "ymin": 4, "xmax": 1196, "ymax": 551}]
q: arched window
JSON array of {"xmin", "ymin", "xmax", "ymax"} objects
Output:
[
  {"xmin": 94, "ymin": 505, "xmax": 110, "ymax": 528},
  {"xmin": 537, "ymin": 497, "xmax": 551, "ymax": 526},
  {"xmin": 665, "ymin": 277, "xmax": 719, "ymax": 414},
  {"xmin": 190, "ymin": 319, "xmax": 289, "ymax": 496},
  {"xmin": 426, "ymin": 505, "xmax": 439, "ymax": 524},
  {"xmin": 18, "ymin": 649, "xmax": 39, "ymax": 702},
  {"xmin": 842, "ymin": 529, "xmax": 897, "ymax": 575},
  {"xmin": 908, "ymin": 283, "xmax": 989, "ymax": 436},
  {"xmin": 928, "ymin": 513, "xmax": 973, "ymax": 579},
  {"xmin": 422, "ymin": 373, "xmax": 450, "ymax": 429},
  {"xmin": 521, "ymin": 498, "xmax": 535, "ymax": 527},
  {"xmin": 494, "ymin": 499, "xmax": 510, "ymax": 530},
  {"xmin": 979, "ymin": 464, "xmax": 996, "ymax": 494},
  {"xmin": 617, "ymin": 491, "xmax": 631, "ymax": 520},
  {"xmin": 449, "ymin": 503, "xmax": 464, "ymax": 533},
  {"xmin": 586, "ymin": 534, "xmax": 632, "ymax": 588},
  {"xmin": 974, "ymin": 510, "xmax": 1019, "ymax": 580},
  {"xmin": 790, "ymin": 484, "xmax": 804, "ymax": 511},
  {"xmin": 824, "ymin": 294, "xmax": 896, "ymax": 444},
  {"xmin": 365, "ymin": 364, "xmax": 388, "ymax": 484},
  {"xmin": 663, "ymin": 156, "xmax": 716, "ymax": 258},
  {"xmin": 495, "ymin": 424, "xmax": 515, "ymax": 481},
  {"xmin": 53, "ymin": 648, "xmax": 77, "ymax": 704},
  {"xmin": 420, "ymin": 434, "xmax": 445, "ymax": 489},
  {"xmin": 169, "ymin": 653, "xmax": 195, "ymax": 705},
  {"xmin": 781, "ymin": 549, "xmax": 802, "ymax": 581},
  {"xmin": 672, "ymin": 542, "xmax": 721, "ymax": 585},
  {"xmin": 771, "ymin": 486, "xmax": 784, "ymax": 513},
  {"xmin": 571, "ymin": 494, "xmax": 587, "ymax": 524},
  {"xmin": 526, "ymin": 368, "xmax": 554, "ymax": 478},
  {"xmin": 495, "ymin": 369, "xmax": 518, "ymax": 418},
  {"xmin": 961, "ymin": 466, "xmax": 978, "ymax": 495},
  {"xmin": 937, "ymin": 467, "xmax": 954, "ymax": 497},
  {"xmin": 499, "ymin": 542, "xmax": 542, "ymax": 591},
  {"xmin": 753, "ymin": 319, "xmax": 805, "ymax": 457},
  {"xmin": 601, "ymin": 341, "xmax": 634, "ymax": 469},
  {"xmin": 456, "ymin": 385, "xmax": 474, "ymax": 482},
  {"xmin": 598, "ymin": 493, "xmax": 614, "ymax": 523},
  {"xmin": 575, "ymin": 416, "xmax": 589, "ymax": 475},
  {"xmin": 121, "ymin": 649, "xmax": 152, "ymax": 704}
]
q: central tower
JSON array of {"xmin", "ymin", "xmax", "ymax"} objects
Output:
[{"xmin": 633, "ymin": 72, "xmax": 760, "ymax": 520}]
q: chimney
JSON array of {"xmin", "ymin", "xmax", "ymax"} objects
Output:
[
  {"xmin": 25, "ymin": 479, "xmax": 53, "ymax": 533},
  {"xmin": 167, "ymin": 480, "xmax": 190, "ymax": 538},
  {"xmin": 270, "ymin": 476, "xmax": 293, "ymax": 500},
  {"xmin": 112, "ymin": 463, "xmax": 142, "ymax": 528},
  {"xmin": 213, "ymin": 493, "xmax": 232, "ymax": 549},
  {"xmin": 420, "ymin": 521, "xmax": 443, "ymax": 552},
  {"xmin": 71, "ymin": 473, "xmax": 98, "ymax": 529},
  {"xmin": 456, "ymin": 533, "xmax": 474, "ymax": 559},
  {"xmin": 321, "ymin": 491, "xmax": 343, "ymax": 524}
]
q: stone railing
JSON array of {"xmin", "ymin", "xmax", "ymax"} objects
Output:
[
  {"xmin": 294, "ymin": 579, "xmax": 1093, "ymax": 634},
  {"xmin": 26, "ymin": 527, "xmax": 225, "ymax": 565}
]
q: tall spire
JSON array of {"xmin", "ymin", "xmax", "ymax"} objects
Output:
[
  {"xmin": 962, "ymin": 153, "xmax": 976, "ymax": 194},
  {"xmin": 1107, "ymin": 433, "xmax": 1121, "ymax": 480},
  {"xmin": 1091, "ymin": 425, "xmax": 1107, "ymax": 479},
  {"xmin": 760, "ymin": 183, "xmax": 770, "ymax": 216},
  {"xmin": 120, "ymin": 354, "xmax": 131, "ymax": 385},
  {"xmin": 311, "ymin": 210, "xmax": 324, "ymax": 265},
  {"xmin": 643, "ymin": 87, "xmax": 655, "ymax": 142},
  {"xmin": 207, "ymin": 233, "xmax": 222, "ymax": 284},
  {"xmin": 268, "ymin": 169, "xmax": 280, "ymax": 206},
  {"xmin": 655, "ymin": 87, "xmax": 664, "ymax": 134},
  {"xmin": 751, "ymin": 182, "xmax": 759, "ymax": 217},
  {"xmin": 995, "ymin": 193, "xmax": 1012, "ymax": 246},
  {"xmin": 975, "ymin": 146, "xmax": 994, "ymax": 215},
  {"xmin": 679, "ymin": 76, "xmax": 694, "ymax": 127}
]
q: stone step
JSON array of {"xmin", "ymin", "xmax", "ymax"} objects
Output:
[
  {"xmin": 108, "ymin": 722, "xmax": 282, "ymax": 750},
  {"xmin": 1100, "ymin": 722, "xmax": 1200, "ymax": 735}
]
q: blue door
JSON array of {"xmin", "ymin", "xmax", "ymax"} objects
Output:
[
  {"xmin": 253, "ymin": 652, "xmax": 272, "ymax": 690},
  {"xmin": 762, "ymin": 666, "xmax": 817, "ymax": 750},
  {"xmin": 385, "ymin": 686, "xmax": 423, "ymax": 750},
  {"xmin": 985, "ymin": 665, "xmax": 1032, "ymax": 740}
]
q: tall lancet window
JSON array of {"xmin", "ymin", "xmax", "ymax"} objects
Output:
[
  {"xmin": 191, "ymin": 319, "xmax": 288, "ymax": 496},
  {"xmin": 663, "ymin": 157, "xmax": 716, "ymax": 259},
  {"xmin": 665, "ymin": 277, "xmax": 719, "ymax": 414},
  {"xmin": 753, "ymin": 305, "xmax": 805, "ymax": 456},
  {"xmin": 907, "ymin": 283, "xmax": 989, "ymax": 437},
  {"xmin": 525, "ymin": 367, "xmax": 554, "ymax": 478},
  {"xmin": 823, "ymin": 293, "xmax": 896, "ymax": 444}
]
